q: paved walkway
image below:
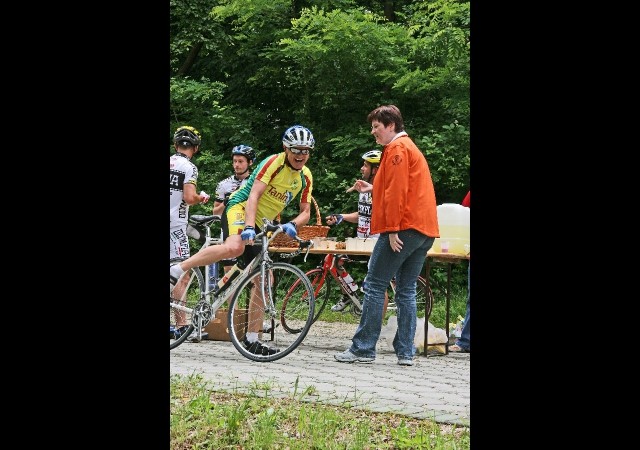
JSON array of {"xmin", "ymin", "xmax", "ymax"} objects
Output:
[{"xmin": 170, "ymin": 324, "xmax": 470, "ymax": 427}]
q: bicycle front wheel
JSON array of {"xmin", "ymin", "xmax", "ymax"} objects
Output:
[
  {"xmin": 227, "ymin": 262, "xmax": 315, "ymax": 362},
  {"xmin": 170, "ymin": 266, "xmax": 204, "ymax": 350}
]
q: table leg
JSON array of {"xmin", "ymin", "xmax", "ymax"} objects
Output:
[
  {"xmin": 423, "ymin": 258, "xmax": 430, "ymax": 355},
  {"xmin": 423, "ymin": 258, "xmax": 453, "ymax": 356},
  {"xmin": 445, "ymin": 262, "xmax": 451, "ymax": 355}
]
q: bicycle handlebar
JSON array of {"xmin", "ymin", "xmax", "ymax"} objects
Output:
[{"xmin": 253, "ymin": 218, "xmax": 313, "ymax": 261}]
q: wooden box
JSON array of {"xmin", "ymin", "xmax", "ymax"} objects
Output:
[{"xmin": 203, "ymin": 308, "xmax": 248, "ymax": 341}]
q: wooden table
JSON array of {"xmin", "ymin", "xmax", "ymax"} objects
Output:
[{"xmin": 270, "ymin": 245, "xmax": 469, "ymax": 357}]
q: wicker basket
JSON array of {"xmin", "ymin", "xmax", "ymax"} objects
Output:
[{"xmin": 270, "ymin": 196, "xmax": 330, "ymax": 248}]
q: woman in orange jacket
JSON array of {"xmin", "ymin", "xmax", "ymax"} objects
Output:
[{"xmin": 334, "ymin": 105, "xmax": 440, "ymax": 366}]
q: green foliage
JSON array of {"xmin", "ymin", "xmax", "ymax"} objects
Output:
[
  {"xmin": 416, "ymin": 120, "xmax": 470, "ymax": 203},
  {"xmin": 170, "ymin": 0, "xmax": 226, "ymax": 75},
  {"xmin": 170, "ymin": 0, "xmax": 471, "ymax": 288}
]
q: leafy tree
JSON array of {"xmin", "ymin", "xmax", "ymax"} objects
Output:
[{"xmin": 170, "ymin": 0, "xmax": 471, "ymax": 237}]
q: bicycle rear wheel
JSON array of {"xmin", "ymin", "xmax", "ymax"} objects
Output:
[
  {"xmin": 298, "ymin": 268, "xmax": 331, "ymax": 325},
  {"xmin": 386, "ymin": 276, "xmax": 433, "ymax": 319},
  {"xmin": 170, "ymin": 266, "xmax": 204, "ymax": 350},
  {"xmin": 227, "ymin": 262, "xmax": 315, "ymax": 362}
]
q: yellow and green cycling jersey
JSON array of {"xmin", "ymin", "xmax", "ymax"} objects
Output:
[{"xmin": 226, "ymin": 151, "xmax": 313, "ymax": 227}]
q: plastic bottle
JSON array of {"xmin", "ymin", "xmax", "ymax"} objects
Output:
[
  {"xmin": 335, "ymin": 257, "xmax": 359, "ymax": 293},
  {"xmin": 434, "ymin": 203, "xmax": 470, "ymax": 254},
  {"xmin": 340, "ymin": 270, "xmax": 359, "ymax": 293},
  {"xmin": 218, "ymin": 264, "xmax": 241, "ymax": 289},
  {"xmin": 208, "ymin": 262, "xmax": 218, "ymax": 290}
]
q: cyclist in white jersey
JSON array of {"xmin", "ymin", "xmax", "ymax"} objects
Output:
[
  {"xmin": 169, "ymin": 125, "xmax": 210, "ymax": 340},
  {"xmin": 213, "ymin": 144, "xmax": 257, "ymax": 272},
  {"xmin": 326, "ymin": 150, "xmax": 383, "ymax": 312},
  {"xmin": 170, "ymin": 125, "xmax": 210, "ymax": 260}
]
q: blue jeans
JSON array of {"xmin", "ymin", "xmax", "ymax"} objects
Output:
[
  {"xmin": 349, "ymin": 229, "xmax": 434, "ymax": 360},
  {"xmin": 455, "ymin": 262, "xmax": 471, "ymax": 350}
]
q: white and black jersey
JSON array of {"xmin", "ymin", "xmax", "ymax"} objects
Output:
[
  {"xmin": 215, "ymin": 174, "xmax": 248, "ymax": 203},
  {"xmin": 170, "ymin": 152, "xmax": 199, "ymax": 229},
  {"xmin": 356, "ymin": 191, "xmax": 379, "ymax": 239}
]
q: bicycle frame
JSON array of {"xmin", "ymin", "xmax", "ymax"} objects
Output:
[
  {"xmin": 175, "ymin": 217, "xmax": 313, "ymax": 333},
  {"xmin": 304, "ymin": 252, "xmax": 432, "ymax": 323},
  {"xmin": 314, "ymin": 254, "xmax": 363, "ymax": 311}
]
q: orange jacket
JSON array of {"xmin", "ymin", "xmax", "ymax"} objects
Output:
[{"xmin": 370, "ymin": 135, "xmax": 439, "ymax": 238}]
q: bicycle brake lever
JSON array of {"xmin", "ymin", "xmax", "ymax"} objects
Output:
[{"xmin": 302, "ymin": 241, "xmax": 313, "ymax": 262}]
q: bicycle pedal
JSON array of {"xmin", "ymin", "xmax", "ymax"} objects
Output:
[{"xmin": 261, "ymin": 321, "xmax": 280, "ymax": 333}]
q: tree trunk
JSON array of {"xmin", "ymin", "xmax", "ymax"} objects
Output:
[
  {"xmin": 384, "ymin": 0, "xmax": 396, "ymax": 22},
  {"xmin": 177, "ymin": 42, "xmax": 203, "ymax": 77}
]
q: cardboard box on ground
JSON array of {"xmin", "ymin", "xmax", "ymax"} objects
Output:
[{"xmin": 204, "ymin": 308, "xmax": 250, "ymax": 341}]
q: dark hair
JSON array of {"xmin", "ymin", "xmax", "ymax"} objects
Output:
[{"xmin": 367, "ymin": 104, "xmax": 404, "ymax": 132}]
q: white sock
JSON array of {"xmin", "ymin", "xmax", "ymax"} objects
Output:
[
  {"xmin": 170, "ymin": 264, "xmax": 185, "ymax": 280},
  {"xmin": 245, "ymin": 332, "xmax": 259, "ymax": 343}
]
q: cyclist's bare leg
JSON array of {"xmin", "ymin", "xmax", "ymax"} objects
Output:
[
  {"xmin": 247, "ymin": 274, "xmax": 263, "ymax": 336},
  {"xmin": 172, "ymin": 271, "xmax": 192, "ymax": 326},
  {"xmin": 177, "ymin": 235, "xmax": 244, "ymax": 272}
]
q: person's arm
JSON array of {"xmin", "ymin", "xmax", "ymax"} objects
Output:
[
  {"xmin": 289, "ymin": 202, "xmax": 311, "ymax": 229},
  {"xmin": 242, "ymin": 180, "xmax": 268, "ymax": 228},
  {"xmin": 212, "ymin": 200, "xmax": 225, "ymax": 215},
  {"xmin": 346, "ymin": 180, "xmax": 373, "ymax": 193},
  {"xmin": 326, "ymin": 211, "xmax": 358, "ymax": 225},
  {"xmin": 183, "ymin": 183, "xmax": 207, "ymax": 205}
]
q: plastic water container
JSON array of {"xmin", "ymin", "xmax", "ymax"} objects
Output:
[
  {"xmin": 431, "ymin": 203, "xmax": 470, "ymax": 255},
  {"xmin": 345, "ymin": 237, "xmax": 377, "ymax": 252}
]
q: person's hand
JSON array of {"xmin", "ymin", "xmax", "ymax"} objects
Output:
[
  {"xmin": 241, "ymin": 226, "xmax": 255, "ymax": 243},
  {"xmin": 389, "ymin": 232, "xmax": 403, "ymax": 252},
  {"xmin": 281, "ymin": 222, "xmax": 297, "ymax": 238},
  {"xmin": 199, "ymin": 191, "xmax": 210, "ymax": 204},
  {"xmin": 325, "ymin": 214, "xmax": 343, "ymax": 226},
  {"xmin": 346, "ymin": 180, "xmax": 372, "ymax": 193}
]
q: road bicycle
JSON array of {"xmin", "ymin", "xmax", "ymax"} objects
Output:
[
  {"xmin": 170, "ymin": 216, "xmax": 316, "ymax": 362},
  {"xmin": 280, "ymin": 252, "xmax": 433, "ymax": 332}
]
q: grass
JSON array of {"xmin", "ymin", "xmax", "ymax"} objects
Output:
[
  {"xmin": 171, "ymin": 266, "xmax": 470, "ymax": 448},
  {"xmin": 170, "ymin": 374, "xmax": 470, "ymax": 449}
]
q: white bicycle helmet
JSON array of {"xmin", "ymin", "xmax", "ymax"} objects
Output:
[
  {"xmin": 282, "ymin": 125, "xmax": 315, "ymax": 149},
  {"xmin": 362, "ymin": 150, "xmax": 382, "ymax": 164}
]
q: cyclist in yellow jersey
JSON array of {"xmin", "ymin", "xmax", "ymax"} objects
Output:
[{"xmin": 170, "ymin": 125, "xmax": 316, "ymax": 355}]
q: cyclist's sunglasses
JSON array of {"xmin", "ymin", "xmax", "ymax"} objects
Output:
[{"xmin": 288, "ymin": 147, "xmax": 312, "ymax": 155}]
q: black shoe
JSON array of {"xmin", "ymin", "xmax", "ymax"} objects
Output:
[{"xmin": 242, "ymin": 338, "xmax": 280, "ymax": 355}]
